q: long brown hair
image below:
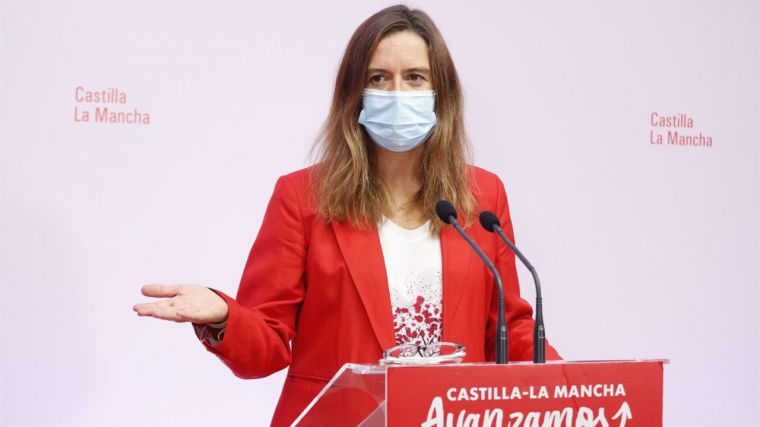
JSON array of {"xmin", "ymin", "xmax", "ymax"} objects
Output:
[{"xmin": 311, "ymin": 4, "xmax": 475, "ymax": 232}]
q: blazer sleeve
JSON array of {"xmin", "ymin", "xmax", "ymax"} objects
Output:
[
  {"xmin": 484, "ymin": 175, "xmax": 561, "ymax": 362},
  {"xmin": 199, "ymin": 174, "xmax": 307, "ymax": 378}
]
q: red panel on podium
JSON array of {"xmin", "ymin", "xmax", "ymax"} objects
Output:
[{"xmin": 386, "ymin": 361, "xmax": 663, "ymax": 427}]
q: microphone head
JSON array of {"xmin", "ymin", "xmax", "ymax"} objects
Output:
[
  {"xmin": 435, "ymin": 200, "xmax": 458, "ymax": 224},
  {"xmin": 479, "ymin": 211, "xmax": 501, "ymax": 232}
]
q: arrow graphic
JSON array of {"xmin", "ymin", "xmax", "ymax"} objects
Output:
[{"xmin": 611, "ymin": 402, "xmax": 632, "ymax": 427}]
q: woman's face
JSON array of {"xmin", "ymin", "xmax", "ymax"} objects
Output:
[{"xmin": 366, "ymin": 31, "xmax": 432, "ymax": 92}]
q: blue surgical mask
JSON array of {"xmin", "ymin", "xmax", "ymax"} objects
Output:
[{"xmin": 358, "ymin": 89, "xmax": 437, "ymax": 152}]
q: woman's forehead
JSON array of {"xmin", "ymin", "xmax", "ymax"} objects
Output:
[{"xmin": 369, "ymin": 31, "xmax": 430, "ymax": 70}]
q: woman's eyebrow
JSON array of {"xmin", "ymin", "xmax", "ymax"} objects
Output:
[
  {"xmin": 405, "ymin": 67, "xmax": 431, "ymax": 74},
  {"xmin": 367, "ymin": 67, "xmax": 431, "ymax": 74}
]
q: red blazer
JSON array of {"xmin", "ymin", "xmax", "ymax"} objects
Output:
[{"xmin": 203, "ymin": 166, "xmax": 559, "ymax": 426}]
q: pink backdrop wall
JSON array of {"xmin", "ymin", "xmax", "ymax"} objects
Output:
[{"xmin": 1, "ymin": 0, "xmax": 758, "ymax": 425}]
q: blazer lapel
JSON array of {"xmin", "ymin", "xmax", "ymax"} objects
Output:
[
  {"xmin": 331, "ymin": 221, "xmax": 397, "ymax": 352},
  {"xmin": 440, "ymin": 224, "xmax": 475, "ymax": 342}
]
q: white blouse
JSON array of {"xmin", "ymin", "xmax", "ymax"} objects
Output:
[{"xmin": 377, "ymin": 217, "xmax": 442, "ymax": 346}]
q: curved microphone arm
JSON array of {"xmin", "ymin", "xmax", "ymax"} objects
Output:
[
  {"xmin": 448, "ymin": 215, "xmax": 508, "ymax": 364},
  {"xmin": 491, "ymin": 224, "xmax": 545, "ymax": 364}
]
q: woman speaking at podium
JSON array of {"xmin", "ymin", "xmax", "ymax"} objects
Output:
[{"xmin": 133, "ymin": 5, "xmax": 558, "ymax": 426}]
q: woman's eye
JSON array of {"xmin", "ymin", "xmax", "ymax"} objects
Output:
[
  {"xmin": 408, "ymin": 73, "xmax": 425, "ymax": 82},
  {"xmin": 370, "ymin": 75, "xmax": 387, "ymax": 83}
]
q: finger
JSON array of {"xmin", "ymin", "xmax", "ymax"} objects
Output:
[
  {"xmin": 141, "ymin": 284, "xmax": 181, "ymax": 298},
  {"xmin": 133, "ymin": 300, "xmax": 185, "ymax": 322}
]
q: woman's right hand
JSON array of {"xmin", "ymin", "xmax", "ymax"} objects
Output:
[{"xmin": 133, "ymin": 284, "xmax": 229, "ymax": 324}]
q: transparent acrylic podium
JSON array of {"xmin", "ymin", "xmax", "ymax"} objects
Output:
[
  {"xmin": 291, "ymin": 363, "xmax": 388, "ymax": 426},
  {"xmin": 290, "ymin": 359, "xmax": 668, "ymax": 427}
]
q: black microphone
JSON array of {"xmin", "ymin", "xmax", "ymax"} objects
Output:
[
  {"xmin": 436, "ymin": 200, "xmax": 508, "ymax": 364},
  {"xmin": 479, "ymin": 211, "xmax": 546, "ymax": 363}
]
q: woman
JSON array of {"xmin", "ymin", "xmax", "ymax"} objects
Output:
[{"xmin": 133, "ymin": 5, "xmax": 559, "ymax": 426}]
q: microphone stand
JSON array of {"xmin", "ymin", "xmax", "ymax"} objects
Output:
[
  {"xmin": 491, "ymin": 224, "xmax": 545, "ymax": 364},
  {"xmin": 446, "ymin": 214, "xmax": 508, "ymax": 365}
]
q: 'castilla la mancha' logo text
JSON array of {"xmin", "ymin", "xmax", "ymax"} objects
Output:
[
  {"xmin": 73, "ymin": 86, "xmax": 151, "ymax": 124},
  {"xmin": 649, "ymin": 112, "xmax": 712, "ymax": 147}
]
